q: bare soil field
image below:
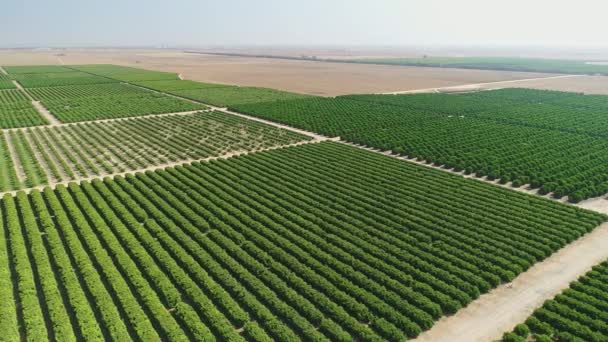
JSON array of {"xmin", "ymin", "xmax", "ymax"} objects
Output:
[
  {"xmin": 479, "ymin": 74, "xmax": 608, "ymax": 95},
  {"xmin": 0, "ymin": 49, "xmax": 561, "ymax": 96}
]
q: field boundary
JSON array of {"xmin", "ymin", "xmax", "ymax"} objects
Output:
[
  {"xmin": 413, "ymin": 221, "xmax": 608, "ymax": 342},
  {"xmin": 380, "ymin": 74, "xmax": 583, "ymax": 95},
  {"xmin": 0, "ymin": 109, "xmax": 211, "ymax": 132},
  {"xmin": 0, "ymin": 137, "xmax": 328, "ymax": 197}
]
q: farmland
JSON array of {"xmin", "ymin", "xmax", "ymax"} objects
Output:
[
  {"xmin": 0, "ymin": 60, "xmax": 607, "ymax": 341},
  {"xmin": 350, "ymin": 57, "xmax": 608, "ymax": 75},
  {"xmin": 0, "ymin": 142, "xmax": 603, "ymax": 341},
  {"xmin": 0, "ymin": 89, "xmax": 48, "ymax": 128},
  {"xmin": 41, "ymin": 93, "xmax": 205, "ymax": 122},
  {"xmin": 233, "ymin": 89, "xmax": 608, "ymax": 202},
  {"xmin": 0, "ymin": 111, "xmax": 309, "ymax": 190},
  {"xmin": 502, "ymin": 259, "xmax": 608, "ymax": 342}
]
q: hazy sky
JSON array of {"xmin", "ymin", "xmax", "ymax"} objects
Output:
[{"xmin": 2, "ymin": 0, "xmax": 607, "ymax": 47}]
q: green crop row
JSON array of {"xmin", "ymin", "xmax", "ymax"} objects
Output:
[
  {"xmin": 503, "ymin": 259, "xmax": 608, "ymax": 342},
  {"xmin": 42, "ymin": 93, "xmax": 205, "ymax": 122},
  {"xmin": 232, "ymin": 89, "xmax": 608, "ymax": 201},
  {"xmin": 0, "ymin": 111, "xmax": 309, "ymax": 190},
  {"xmin": 0, "ymin": 142, "xmax": 603, "ymax": 341}
]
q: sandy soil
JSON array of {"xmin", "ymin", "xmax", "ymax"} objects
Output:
[
  {"xmin": 0, "ymin": 49, "xmax": 560, "ymax": 96},
  {"xmin": 478, "ymin": 75, "xmax": 608, "ymax": 95},
  {"xmin": 414, "ymin": 222, "xmax": 608, "ymax": 342}
]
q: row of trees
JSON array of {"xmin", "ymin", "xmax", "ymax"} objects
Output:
[
  {"xmin": 233, "ymin": 90, "xmax": 608, "ymax": 202},
  {"xmin": 503, "ymin": 261, "xmax": 608, "ymax": 341}
]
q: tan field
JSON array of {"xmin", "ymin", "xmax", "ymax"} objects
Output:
[{"xmin": 0, "ymin": 48, "xmax": 576, "ymax": 96}]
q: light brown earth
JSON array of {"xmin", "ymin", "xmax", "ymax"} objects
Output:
[{"xmin": 0, "ymin": 49, "xmax": 566, "ymax": 96}]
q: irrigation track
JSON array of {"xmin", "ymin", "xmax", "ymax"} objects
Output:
[
  {"xmin": 0, "ymin": 137, "xmax": 331, "ymax": 198},
  {"xmin": 381, "ymin": 74, "xmax": 583, "ymax": 95},
  {"xmin": 413, "ymin": 221, "xmax": 608, "ymax": 342}
]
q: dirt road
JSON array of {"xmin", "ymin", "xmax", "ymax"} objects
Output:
[{"xmin": 413, "ymin": 222, "xmax": 608, "ymax": 342}]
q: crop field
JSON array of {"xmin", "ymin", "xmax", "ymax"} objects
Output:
[
  {"xmin": 0, "ymin": 142, "xmax": 603, "ymax": 342},
  {"xmin": 0, "ymin": 89, "xmax": 47, "ymax": 128},
  {"xmin": 70, "ymin": 64, "xmax": 180, "ymax": 82},
  {"xmin": 502, "ymin": 259, "xmax": 608, "ymax": 342},
  {"xmin": 26, "ymin": 83, "xmax": 150, "ymax": 100},
  {"xmin": 233, "ymin": 89, "xmax": 608, "ymax": 202},
  {"xmin": 351, "ymin": 57, "xmax": 608, "ymax": 75},
  {"xmin": 0, "ymin": 111, "xmax": 308, "ymax": 190},
  {"xmin": 41, "ymin": 93, "xmax": 206, "ymax": 122},
  {"xmin": 134, "ymin": 79, "xmax": 231, "ymax": 91},
  {"xmin": 170, "ymin": 86, "xmax": 311, "ymax": 107},
  {"xmin": 1, "ymin": 62, "xmax": 608, "ymax": 341}
]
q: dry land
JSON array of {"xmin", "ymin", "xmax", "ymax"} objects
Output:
[{"xmin": 0, "ymin": 49, "xmax": 564, "ymax": 96}]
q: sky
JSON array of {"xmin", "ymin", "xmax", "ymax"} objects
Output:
[{"xmin": 2, "ymin": 0, "xmax": 608, "ymax": 48}]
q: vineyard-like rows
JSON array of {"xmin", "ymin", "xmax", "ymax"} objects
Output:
[
  {"xmin": 0, "ymin": 89, "xmax": 30, "ymax": 104},
  {"xmin": 2, "ymin": 65, "xmax": 74, "ymax": 74},
  {"xmin": 233, "ymin": 90, "xmax": 608, "ymax": 201},
  {"xmin": 70, "ymin": 64, "xmax": 180, "ymax": 82},
  {"xmin": 41, "ymin": 93, "xmax": 206, "ymax": 122},
  {"xmin": 503, "ymin": 259, "xmax": 608, "ymax": 342},
  {"xmin": 344, "ymin": 89, "xmax": 608, "ymax": 138},
  {"xmin": 0, "ymin": 142, "xmax": 603, "ymax": 341},
  {"xmin": 0, "ymin": 79, "xmax": 16, "ymax": 89},
  {"xmin": 26, "ymin": 83, "xmax": 150, "ymax": 100},
  {"xmin": 134, "ymin": 79, "xmax": 230, "ymax": 91},
  {"xmin": 350, "ymin": 56, "xmax": 608, "ymax": 75},
  {"xmin": 169, "ymin": 86, "xmax": 311, "ymax": 107},
  {"xmin": 0, "ymin": 103, "xmax": 48, "ymax": 129},
  {"xmin": 0, "ymin": 111, "xmax": 309, "ymax": 191}
]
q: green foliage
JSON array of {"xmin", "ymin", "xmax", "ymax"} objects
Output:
[
  {"xmin": 505, "ymin": 260, "xmax": 608, "ymax": 341},
  {"xmin": 0, "ymin": 142, "xmax": 603, "ymax": 340},
  {"xmin": 70, "ymin": 64, "xmax": 180, "ymax": 81},
  {"xmin": 350, "ymin": 56, "xmax": 608, "ymax": 75},
  {"xmin": 3, "ymin": 65, "xmax": 73, "ymax": 74},
  {"xmin": 26, "ymin": 83, "xmax": 148, "ymax": 100},
  {"xmin": 233, "ymin": 89, "xmax": 608, "ymax": 201},
  {"xmin": 42, "ymin": 93, "xmax": 206, "ymax": 122},
  {"xmin": 0, "ymin": 111, "xmax": 309, "ymax": 190},
  {"xmin": 172, "ymin": 86, "xmax": 311, "ymax": 107},
  {"xmin": 0, "ymin": 102, "xmax": 47, "ymax": 128},
  {"xmin": 514, "ymin": 323, "xmax": 531, "ymax": 337},
  {"xmin": 134, "ymin": 79, "xmax": 229, "ymax": 91}
]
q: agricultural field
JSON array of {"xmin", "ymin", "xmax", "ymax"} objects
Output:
[
  {"xmin": 170, "ymin": 86, "xmax": 311, "ymax": 107},
  {"xmin": 0, "ymin": 72, "xmax": 15, "ymax": 89},
  {"xmin": 233, "ymin": 89, "xmax": 608, "ymax": 202},
  {"xmin": 26, "ymin": 83, "xmax": 150, "ymax": 100},
  {"xmin": 41, "ymin": 93, "xmax": 206, "ymax": 122},
  {"xmin": 351, "ymin": 57, "xmax": 608, "ymax": 75},
  {"xmin": 0, "ymin": 89, "xmax": 48, "ymax": 128},
  {"xmin": 70, "ymin": 64, "xmax": 180, "ymax": 81},
  {"xmin": 502, "ymin": 259, "xmax": 608, "ymax": 342},
  {"xmin": 0, "ymin": 111, "xmax": 309, "ymax": 190},
  {"xmin": 0, "ymin": 141, "xmax": 603, "ymax": 342},
  {"xmin": 134, "ymin": 79, "xmax": 231, "ymax": 91}
]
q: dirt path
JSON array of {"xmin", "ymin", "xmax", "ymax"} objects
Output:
[
  {"xmin": 31, "ymin": 101, "xmax": 61, "ymax": 125},
  {"xmin": 382, "ymin": 74, "xmax": 584, "ymax": 94},
  {"xmin": 3, "ymin": 131, "xmax": 25, "ymax": 185},
  {"xmin": 0, "ymin": 66, "xmax": 7, "ymax": 75},
  {"xmin": 414, "ymin": 221, "xmax": 608, "ymax": 342},
  {"xmin": 0, "ymin": 137, "xmax": 326, "ymax": 197}
]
